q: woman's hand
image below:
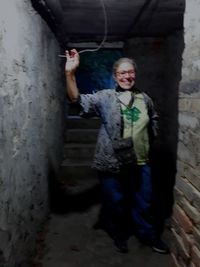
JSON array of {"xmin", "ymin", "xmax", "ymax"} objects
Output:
[
  {"xmin": 65, "ymin": 49, "xmax": 80, "ymax": 75},
  {"xmin": 65, "ymin": 49, "xmax": 80, "ymax": 101}
]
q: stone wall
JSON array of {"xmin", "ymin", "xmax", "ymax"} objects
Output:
[
  {"xmin": 171, "ymin": 0, "xmax": 200, "ymax": 266},
  {"xmin": 0, "ymin": 0, "xmax": 65, "ymax": 266}
]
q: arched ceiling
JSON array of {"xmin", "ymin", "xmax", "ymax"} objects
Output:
[{"xmin": 31, "ymin": 0, "xmax": 185, "ymax": 47}]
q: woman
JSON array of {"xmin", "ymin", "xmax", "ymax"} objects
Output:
[{"xmin": 65, "ymin": 49, "xmax": 169, "ymax": 254}]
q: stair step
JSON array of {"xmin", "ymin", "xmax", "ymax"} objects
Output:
[
  {"xmin": 59, "ymin": 178, "xmax": 99, "ymax": 196},
  {"xmin": 66, "ymin": 116, "xmax": 101, "ymax": 129},
  {"xmin": 65, "ymin": 129, "xmax": 99, "ymax": 143},
  {"xmin": 58, "ymin": 159, "xmax": 99, "ymax": 196},
  {"xmin": 60, "ymin": 166, "xmax": 96, "ymax": 181},
  {"xmin": 62, "ymin": 158, "xmax": 92, "ymax": 166},
  {"xmin": 63, "ymin": 143, "xmax": 96, "ymax": 160},
  {"xmin": 60, "ymin": 159, "xmax": 96, "ymax": 180}
]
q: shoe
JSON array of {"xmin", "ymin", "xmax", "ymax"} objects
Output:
[
  {"xmin": 151, "ymin": 239, "xmax": 170, "ymax": 254},
  {"xmin": 114, "ymin": 239, "xmax": 128, "ymax": 253}
]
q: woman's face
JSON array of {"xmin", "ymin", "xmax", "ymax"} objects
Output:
[{"xmin": 114, "ymin": 62, "xmax": 136, "ymax": 90}]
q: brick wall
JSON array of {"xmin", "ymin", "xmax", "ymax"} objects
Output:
[{"xmin": 171, "ymin": 0, "xmax": 200, "ymax": 266}]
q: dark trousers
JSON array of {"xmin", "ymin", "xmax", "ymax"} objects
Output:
[{"xmin": 98, "ymin": 164, "xmax": 158, "ymax": 243}]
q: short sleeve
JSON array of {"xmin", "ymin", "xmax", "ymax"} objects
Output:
[{"xmin": 79, "ymin": 93, "xmax": 100, "ymax": 117}]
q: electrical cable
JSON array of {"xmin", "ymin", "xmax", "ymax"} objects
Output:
[{"xmin": 58, "ymin": 0, "xmax": 107, "ymax": 57}]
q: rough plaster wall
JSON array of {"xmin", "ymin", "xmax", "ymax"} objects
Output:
[
  {"xmin": 171, "ymin": 0, "xmax": 200, "ymax": 266},
  {"xmin": 0, "ymin": 0, "xmax": 65, "ymax": 266},
  {"xmin": 124, "ymin": 36, "xmax": 183, "ymax": 219}
]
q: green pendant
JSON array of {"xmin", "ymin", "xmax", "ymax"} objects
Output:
[{"xmin": 122, "ymin": 107, "xmax": 141, "ymax": 122}]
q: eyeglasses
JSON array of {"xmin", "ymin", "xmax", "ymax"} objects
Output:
[{"xmin": 116, "ymin": 70, "xmax": 136, "ymax": 77}]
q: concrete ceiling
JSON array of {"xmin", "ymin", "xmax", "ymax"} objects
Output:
[{"xmin": 32, "ymin": 0, "xmax": 185, "ymax": 46}]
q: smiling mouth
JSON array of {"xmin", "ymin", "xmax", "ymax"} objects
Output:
[{"xmin": 122, "ymin": 79, "xmax": 134, "ymax": 84}]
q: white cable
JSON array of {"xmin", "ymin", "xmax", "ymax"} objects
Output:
[
  {"xmin": 78, "ymin": 0, "xmax": 107, "ymax": 54},
  {"xmin": 58, "ymin": 0, "xmax": 107, "ymax": 57}
]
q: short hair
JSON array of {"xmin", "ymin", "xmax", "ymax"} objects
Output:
[{"xmin": 112, "ymin": 57, "xmax": 138, "ymax": 76}]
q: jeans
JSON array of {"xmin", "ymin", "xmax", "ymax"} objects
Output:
[{"xmin": 98, "ymin": 164, "xmax": 157, "ymax": 243}]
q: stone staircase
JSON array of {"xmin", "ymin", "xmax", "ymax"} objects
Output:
[{"xmin": 59, "ymin": 115, "xmax": 101, "ymax": 197}]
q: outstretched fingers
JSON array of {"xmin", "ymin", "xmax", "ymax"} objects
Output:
[
  {"xmin": 65, "ymin": 49, "xmax": 80, "ymax": 73},
  {"xmin": 65, "ymin": 50, "xmax": 70, "ymax": 60}
]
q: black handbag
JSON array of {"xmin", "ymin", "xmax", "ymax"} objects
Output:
[{"xmin": 112, "ymin": 137, "xmax": 137, "ymax": 165}]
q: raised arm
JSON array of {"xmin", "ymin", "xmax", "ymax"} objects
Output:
[{"xmin": 65, "ymin": 49, "xmax": 80, "ymax": 102}]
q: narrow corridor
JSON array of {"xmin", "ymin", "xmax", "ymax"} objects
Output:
[
  {"xmin": 2, "ymin": 1, "xmax": 200, "ymax": 266},
  {"xmin": 32, "ymin": 116, "xmax": 175, "ymax": 267}
]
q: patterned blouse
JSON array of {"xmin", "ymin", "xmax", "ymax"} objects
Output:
[{"xmin": 79, "ymin": 89, "xmax": 158, "ymax": 173}]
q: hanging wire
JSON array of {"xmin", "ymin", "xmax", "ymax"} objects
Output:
[{"xmin": 58, "ymin": 0, "xmax": 107, "ymax": 57}]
